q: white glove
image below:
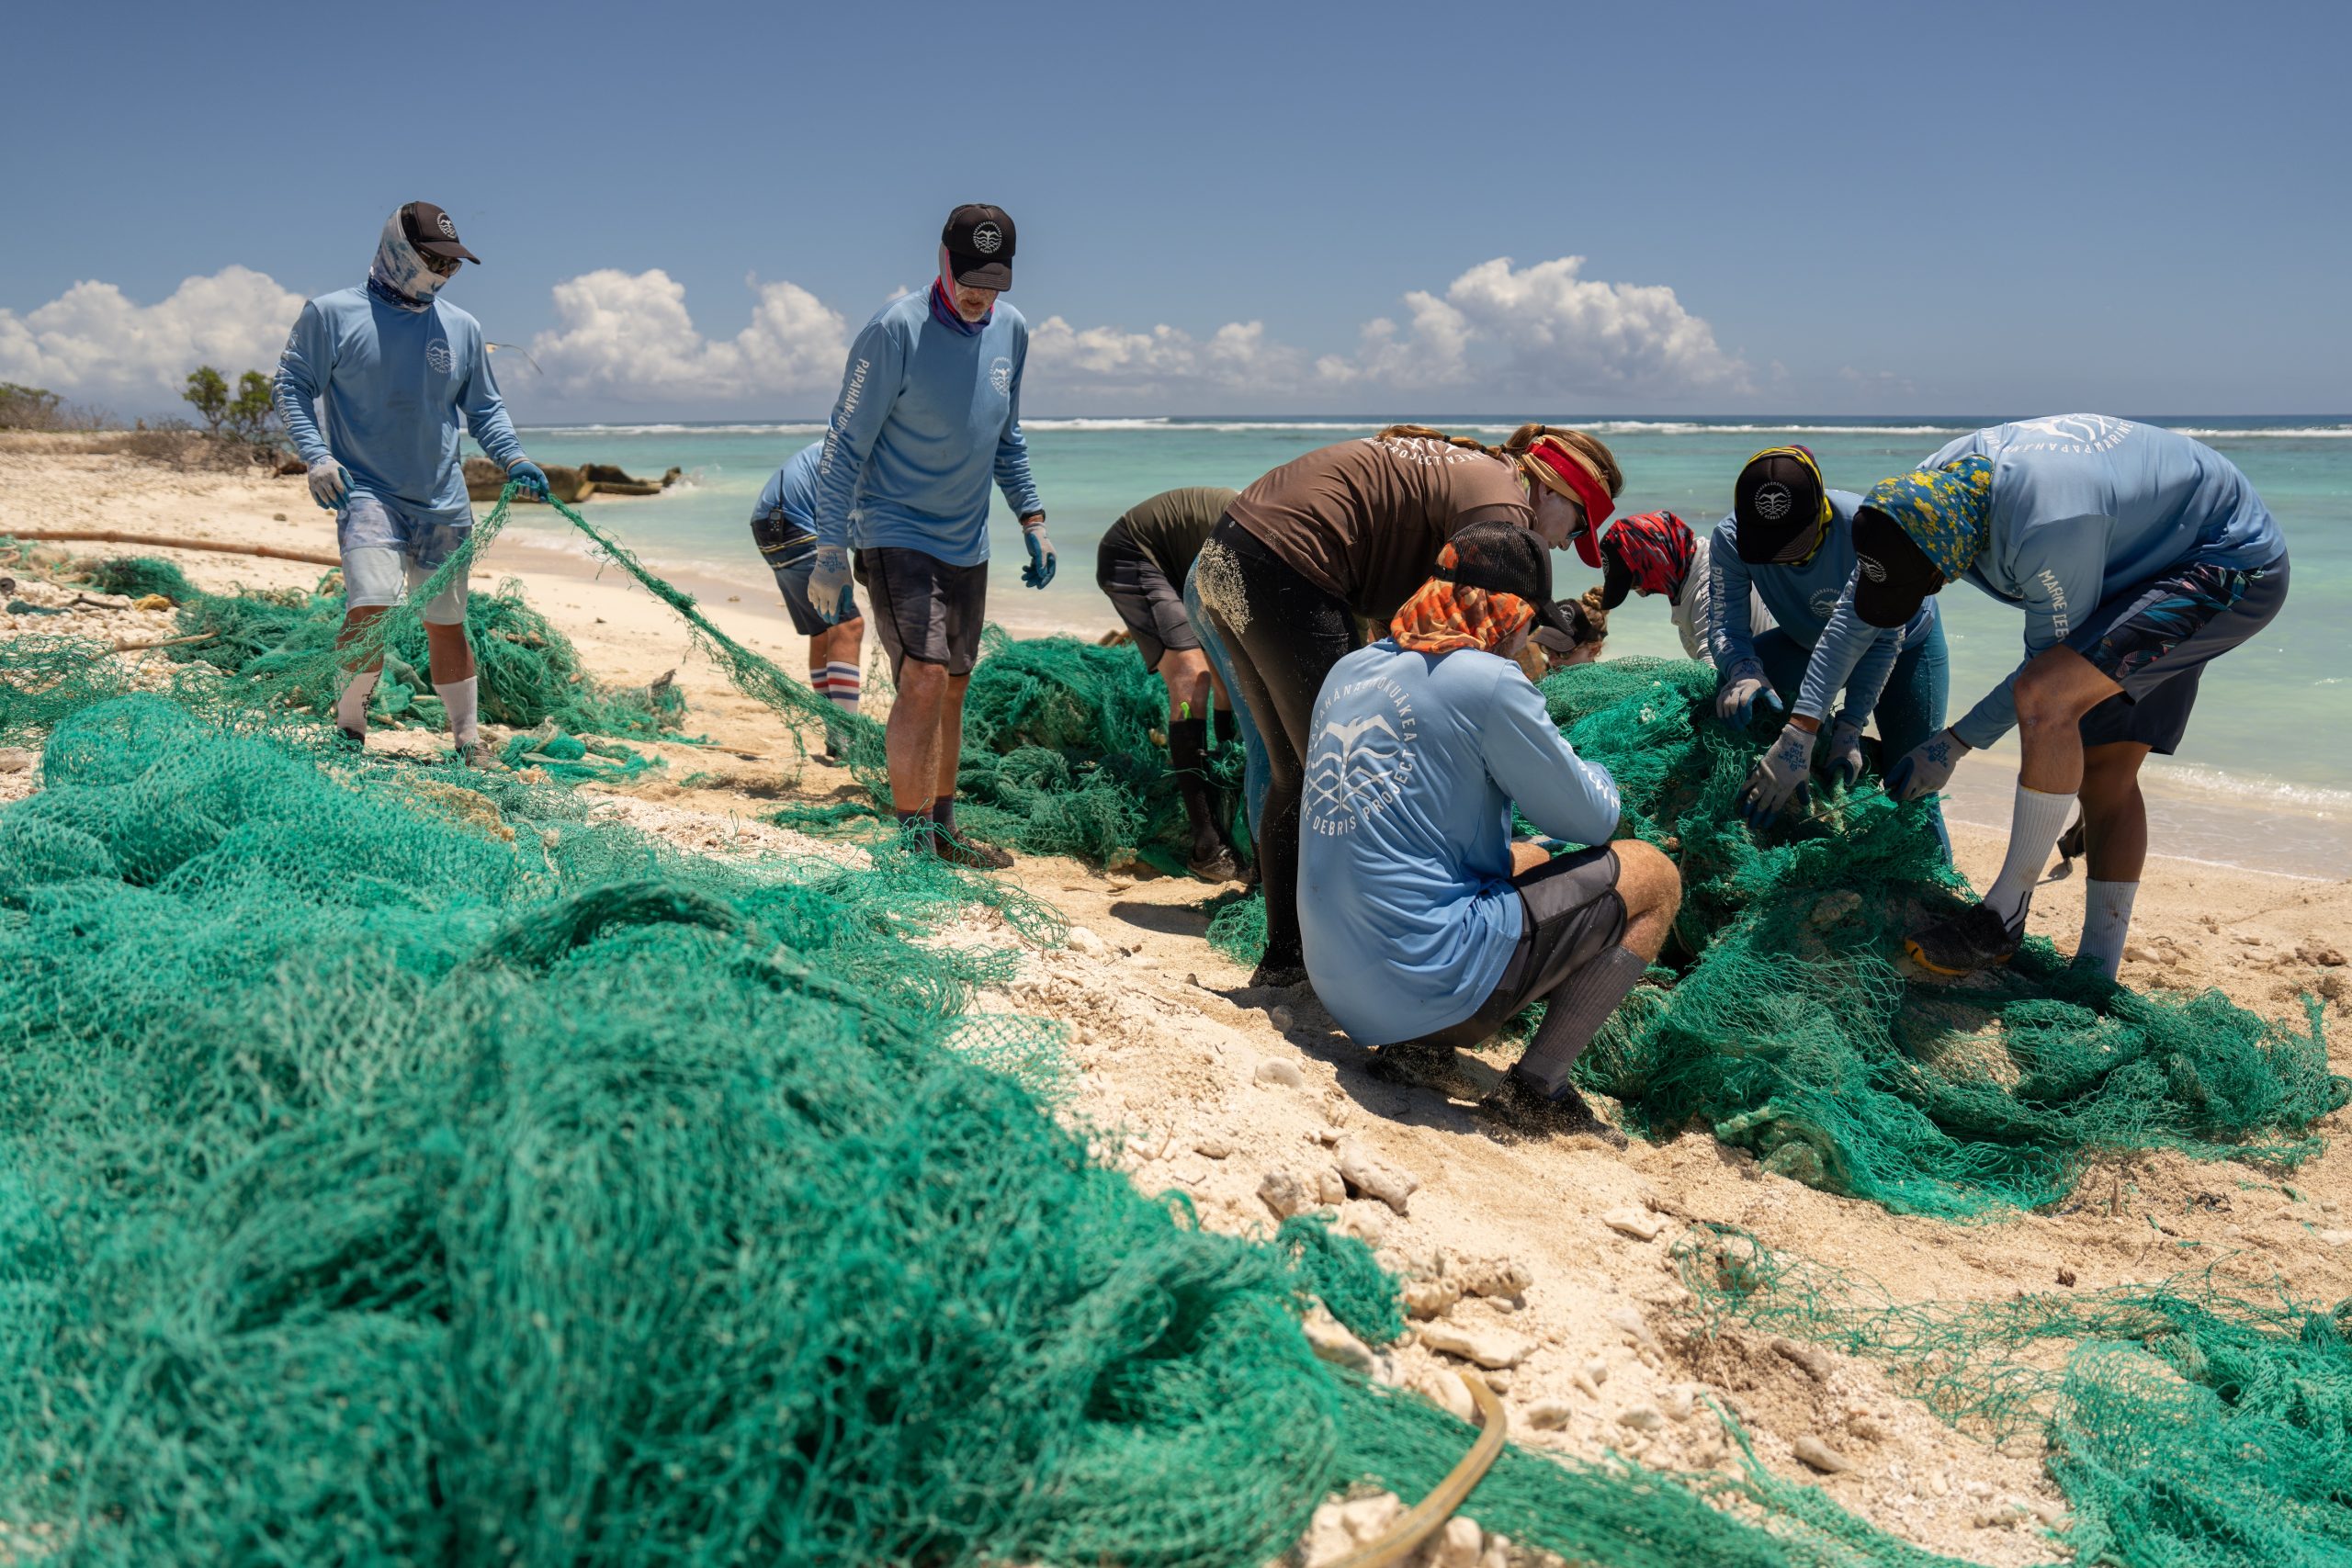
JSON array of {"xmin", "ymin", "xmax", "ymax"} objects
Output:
[
  {"xmin": 1737, "ymin": 722, "xmax": 1815, "ymax": 828},
  {"xmin": 808, "ymin": 545, "xmax": 854, "ymax": 626},
  {"xmin": 1714, "ymin": 665, "xmax": 1782, "ymax": 728},
  {"xmin": 1886, "ymin": 728, "xmax": 1968, "ymax": 802},
  {"xmin": 1826, "ymin": 719, "xmax": 1866, "ymax": 787},
  {"xmin": 307, "ymin": 458, "xmax": 347, "ymax": 511}
]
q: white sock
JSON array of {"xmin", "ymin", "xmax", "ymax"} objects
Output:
[
  {"xmin": 1983, "ymin": 783, "xmax": 2075, "ymax": 928},
  {"xmin": 825, "ymin": 661, "xmax": 861, "ymax": 716},
  {"xmin": 335, "ymin": 667, "xmax": 380, "ymax": 733},
  {"xmin": 2077, "ymin": 879, "xmax": 2141, "ymax": 981},
  {"xmin": 434, "ymin": 675, "xmax": 481, "ymax": 746}
]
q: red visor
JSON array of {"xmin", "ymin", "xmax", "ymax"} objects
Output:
[{"xmin": 1525, "ymin": 442, "xmax": 1616, "ymax": 567}]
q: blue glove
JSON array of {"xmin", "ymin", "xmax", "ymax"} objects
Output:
[
  {"xmin": 507, "ymin": 459, "xmax": 550, "ymax": 500},
  {"xmin": 1885, "ymin": 728, "xmax": 1967, "ymax": 803},
  {"xmin": 1021, "ymin": 520, "xmax": 1056, "ymax": 589},
  {"xmin": 1826, "ymin": 718, "xmax": 1866, "ymax": 788},
  {"xmin": 1714, "ymin": 666, "xmax": 1782, "ymax": 728},
  {"xmin": 1737, "ymin": 722, "xmax": 1815, "ymax": 828},
  {"xmin": 809, "ymin": 545, "xmax": 854, "ymax": 626}
]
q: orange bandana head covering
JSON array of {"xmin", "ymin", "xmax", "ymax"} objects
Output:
[{"xmin": 1389, "ymin": 540, "xmax": 1535, "ymax": 655}]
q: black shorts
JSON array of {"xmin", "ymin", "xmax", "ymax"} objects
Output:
[
  {"xmin": 854, "ymin": 546, "xmax": 988, "ymax": 678},
  {"xmin": 2070, "ymin": 552, "xmax": 2289, "ymax": 754},
  {"xmin": 1096, "ymin": 521, "xmax": 1199, "ymax": 670},
  {"xmin": 1419, "ymin": 846, "xmax": 1627, "ymax": 1050}
]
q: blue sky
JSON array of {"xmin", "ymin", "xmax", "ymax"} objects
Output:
[{"xmin": 6, "ymin": 0, "xmax": 2344, "ymax": 418}]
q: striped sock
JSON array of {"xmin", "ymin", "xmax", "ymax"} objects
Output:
[
  {"xmin": 824, "ymin": 661, "xmax": 861, "ymax": 717},
  {"xmin": 809, "ymin": 667, "xmax": 832, "ymax": 698}
]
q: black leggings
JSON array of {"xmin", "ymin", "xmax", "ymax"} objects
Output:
[{"xmin": 1200, "ymin": 519, "xmax": 1362, "ymax": 971}]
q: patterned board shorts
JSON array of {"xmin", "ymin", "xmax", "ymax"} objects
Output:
[{"xmin": 2070, "ymin": 553, "xmax": 2290, "ymax": 753}]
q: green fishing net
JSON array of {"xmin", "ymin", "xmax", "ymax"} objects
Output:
[
  {"xmin": 1204, "ymin": 657, "xmax": 2342, "ymax": 1217},
  {"xmin": 1, "ymin": 693, "xmax": 1987, "ymax": 1567},
  {"xmin": 82, "ymin": 553, "xmax": 686, "ymax": 740},
  {"xmin": 1679, "ymin": 1224, "xmax": 2352, "ymax": 1567}
]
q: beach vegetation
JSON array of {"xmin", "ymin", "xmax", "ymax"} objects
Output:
[
  {"xmin": 0, "ymin": 380, "xmax": 111, "ymax": 432},
  {"xmin": 181, "ymin": 366, "xmax": 230, "ymax": 435}
]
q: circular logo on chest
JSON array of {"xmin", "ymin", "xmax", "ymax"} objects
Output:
[{"xmin": 425, "ymin": 340, "xmax": 454, "ymax": 374}]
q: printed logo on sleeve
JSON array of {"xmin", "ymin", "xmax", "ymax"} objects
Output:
[
  {"xmin": 1305, "ymin": 675, "xmax": 1419, "ymax": 834},
  {"xmin": 971, "ymin": 222, "xmax": 1002, "ymax": 254},
  {"xmin": 425, "ymin": 339, "xmax": 455, "ymax": 375},
  {"xmin": 989, "ymin": 356, "xmax": 1012, "ymax": 395}
]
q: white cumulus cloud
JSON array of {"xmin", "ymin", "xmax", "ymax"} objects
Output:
[
  {"xmin": 1025, "ymin": 255, "xmax": 1747, "ymax": 404},
  {"xmin": 528, "ymin": 269, "xmax": 850, "ymax": 405},
  {"xmin": 0, "ymin": 267, "xmax": 306, "ymax": 408}
]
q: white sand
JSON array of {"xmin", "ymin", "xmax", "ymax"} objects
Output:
[{"xmin": 6, "ymin": 432, "xmax": 2349, "ymax": 1564}]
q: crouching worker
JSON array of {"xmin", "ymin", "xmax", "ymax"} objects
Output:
[{"xmin": 1299, "ymin": 524, "xmax": 1682, "ymax": 1142}]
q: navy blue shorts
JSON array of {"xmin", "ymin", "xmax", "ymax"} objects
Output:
[
  {"xmin": 751, "ymin": 511, "xmax": 857, "ymax": 637},
  {"xmin": 2069, "ymin": 552, "xmax": 2289, "ymax": 754}
]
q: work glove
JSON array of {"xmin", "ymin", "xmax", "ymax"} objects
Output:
[
  {"xmin": 809, "ymin": 545, "xmax": 854, "ymax": 625},
  {"xmin": 1714, "ymin": 664, "xmax": 1781, "ymax": 728},
  {"xmin": 306, "ymin": 457, "xmax": 347, "ymax": 510},
  {"xmin": 1021, "ymin": 518, "xmax": 1056, "ymax": 589},
  {"xmin": 507, "ymin": 459, "xmax": 551, "ymax": 500},
  {"xmin": 1737, "ymin": 721, "xmax": 1815, "ymax": 828},
  {"xmin": 1826, "ymin": 718, "xmax": 1866, "ymax": 788},
  {"xmin": 1885, "ymin": 727, "xmax": 1968, "ymax": 803}
]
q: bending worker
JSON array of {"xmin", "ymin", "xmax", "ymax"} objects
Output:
[
  {"xmin": 1096, "ymin": 485, "xmax": 1250, "ymax": 881},
  {"xmin": 1595, "ymin": 509, "xmax": 1769, "ymax": 663},
  {"xmin": 1718, "ymin": 446, "xmax": 1950, "ymax": 844},
  {"xmin": 275, "ymin": 201, "xmax": 551, "ymax": 766},
  {"xmin": 1807, "ymin": 416, "xmax": 2287, "ymax": 979},
  {"xmin": 808, "ymin": 204, "xmax": 1051, "ymax": 869},
  {"xmin": 1298, "ymin": 524, "xmax": 1681, "ymax": 1142},
  {"xmin": 750, "ymin": 443, "xmax": 864, "ymax": 764},
  {"xmin": 1199, "ymin": 423, "xmax": 1623, "ymax": 987}
]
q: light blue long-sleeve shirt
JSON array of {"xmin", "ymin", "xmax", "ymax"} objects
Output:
[
  {"xmin": 1709, "ymin": 489, "xmax": 1937, "ymax": 727},
  {"xmin": 1299, "ymin": 641, "xmax": 1622, "ymax": 1047},
  {"xmin": 755, "ymin": 443, "xmax": 822, "ymax": 527},
  {"xmin": 811, "ymin": 291, "xmax": 1043, "ymax": 565},
  {"xmin": 1798, "ymin": 418, "xmax": 2283, "ymax": 748},
  {"xmin": 273, "ymin": 287, "xmax": 525, "ymax": 524}
]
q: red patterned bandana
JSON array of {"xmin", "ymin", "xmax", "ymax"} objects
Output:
[{"xmin": 1389, "ymin": 545, "xmax": 1534, "ymax": 655}]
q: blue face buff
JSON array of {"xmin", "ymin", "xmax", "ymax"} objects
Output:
[{"xmin": 368, "ymin": 210, "xmax": 452, "ymax": 311}]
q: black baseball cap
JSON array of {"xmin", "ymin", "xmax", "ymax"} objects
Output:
[
  {"xmin": 399, "ymin": 201, "xmax": 481, "ymax": 264},
  {"xmin": 1850, "ymin": 507, "xmax": 1945, "ymax": 628},
  {"xmin": 1438, "ymin": 522, "xmax": 1577, "ymax": 641},
  {"xmin": 943, "ymin": 204, "xmax": 1015, "ymax": 290},
  {"xmin": 1732, "ymin": 448, "xmax": 1826, "ymax": 564}
]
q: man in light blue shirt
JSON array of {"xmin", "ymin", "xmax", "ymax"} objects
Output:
[
  {"xmin": 1298, "ymin": 524, "xmax": 1682, "ymax": 1143},
  {"xmin": 1809, "ymin": 417, "xmax": 2288, "ymax": 978},
  {"xmin": 1713, "ymin": 446, "xmax": 1950, "ymax": 850},
  {"xmin": 805, "ymin": 204, "xmax": 1049, "ymax": 869},
  {"xmin": 749, "ymin": 443, "xmax": 864, "ymax": 763},
  {"xmin": 274, "ymin": 201, "xmax": 549, "ymax": 765}
]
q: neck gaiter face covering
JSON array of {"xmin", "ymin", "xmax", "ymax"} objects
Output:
[{"xmin": 368, "ymin": 211, "xmax": 449, "ymax": 312}]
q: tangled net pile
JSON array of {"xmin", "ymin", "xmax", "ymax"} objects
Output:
[
  {"xmin": 1679, "ymin": 1224, "xmax": 2352, "ymax": 1567},
  {"xmin": 3, "ymin": 698, "xmax": 1984, "ymax": 1566},
  {"xmin": 2, "ymin": 499, "xmax": 2008, "ymax": 1566},
  {"xmin": 1545, "ymin": 658, "xmax": 2344, "ymax": 1216},
  {"xmin": 79, "ymin": 551, "xmax": 686, "ymax": 741},
  {"xmin": 1210, "ymin": 657, "xmax": 2343, "ymax": 1217}
]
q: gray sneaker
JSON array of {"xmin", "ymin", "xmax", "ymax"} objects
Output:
[{"xmin": 459, "ymin": 739, "xmax": 508, "ymax": 771}]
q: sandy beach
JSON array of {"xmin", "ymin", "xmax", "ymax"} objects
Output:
[{"xmin": 6, "ymin": 431, "xmax": 2349, "ymax": 1563}]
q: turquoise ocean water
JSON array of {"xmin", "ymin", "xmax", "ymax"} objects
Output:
[{"xmin": 498, "ymin": 416, "xmax": 2352, "ymax": 871}]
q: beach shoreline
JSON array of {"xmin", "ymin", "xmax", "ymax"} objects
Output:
[{"xmin": 6, "ymin": 430, "xmax": 2350, "ymax": 1564}]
